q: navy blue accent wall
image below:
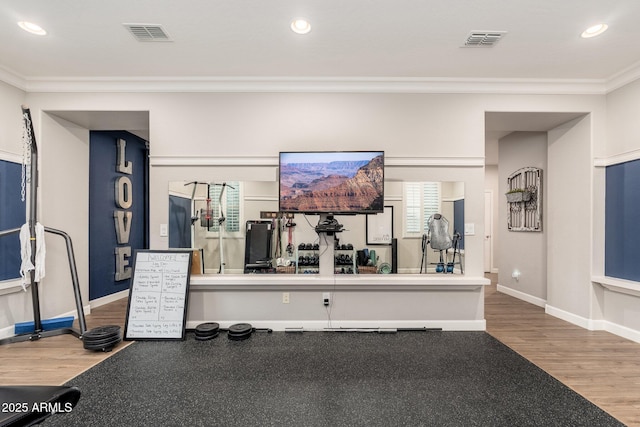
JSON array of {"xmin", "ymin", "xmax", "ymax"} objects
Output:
[
  {"xmin": 89, "ymin": 131, "xmax": 148, "ymax": 300},
  {"xmin": 605, "ymin": 159, "xmax": 640, "ymax": 281},
  {"xmin": 0, "ymin": 160, "xmax": 25, "ymax": 280},
  {"xmin": 169, "ymin": 195, "xmax": 192, "ymax": 248},
  {"xmin": 453, "ymin": 199, "xmax": 465, "ymax": 250}
]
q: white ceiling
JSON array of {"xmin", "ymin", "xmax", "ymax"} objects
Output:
[
  {"xmin": 2, "ymin": 1, "xmax": 636, "ymax": 163},
  {"xmin": 2, "ymin": 0, "xmax": 640, "ymax": 86}
]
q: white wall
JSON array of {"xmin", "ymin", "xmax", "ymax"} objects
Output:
[
  {"xmin": 140, "ymin": 92, "xmax": 487, "ymax": 279},
  {"xmin": 605, "ymin": 78, "xmax": 640, "ymax": 157},
  {"xmin": 37, "ymin": 113, "xmax": 90, "ymax": 319},
  {"xmin": 498, "ymin": 132, "xmax": 548, "ymax": 302},
  {"xmin": 0, "ymin": 81, "xmax": 24, "ymax": 155},
  {"xmin": 546, "ymin": 116, "xmax": 594, "ymax": 320}
]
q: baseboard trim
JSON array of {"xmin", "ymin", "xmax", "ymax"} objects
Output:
[
  {"xmin": 496, "ymin": 284, "xmax": 546, "ymax": 308},
  {"xmin": 90, "ymin": 290, "xmax": 129, "ymax": 309},
  {"xmin": 545, "ymin": 304, "xmax": 594, "ymax": 329},
  {"xmin": 545, "ymin": 304, "xmax": 640, "ymax": 343},
  {"xmin": 185, "ymin": 319, "xmax": 485, "ymax": 332},
  {"xmin": 0, "ymin": 325, "xmax": 14, "ymax": 340},
  {"xmin": 602, "ymin": 321, "xmax": 640, "ymax": 344}
]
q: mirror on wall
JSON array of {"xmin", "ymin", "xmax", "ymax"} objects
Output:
[{"xmin": 168, "ymin": 181, "xmax": 464, "ymax": 274}]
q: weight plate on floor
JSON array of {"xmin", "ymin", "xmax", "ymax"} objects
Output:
[
  {"xmin": 83, "ymin": 336, "xmax": 122, "ymax": 351},
  {"xmin": 195, "ymin": 322, "xmax": 220, "ymax": 335},
  {"xmin": 195, "ymin": 331, "xmax": 218, "ymax": 338},
  {"xmin": 195, "ymin": 331, "xmax": 219, "ymax": 341},
  {"xmin": 83, "ymin": 325, "xmax": 121, "ymax": 340},
  {"xmin": 227, "ymin": 323, "xmax": 253, "ymax": 340},
  {"xmin": 227, "ymin": 331, "xmax": 252, "ymax": 341},
  {"xmin": 83, "ymin": 334, "xmax": 122, "ymax": 346},
  {"xmin": 228, "ymin": 323, "xmax": 252, "ymax": 334}
]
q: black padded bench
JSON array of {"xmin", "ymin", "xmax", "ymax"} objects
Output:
[{"xmin": 0, "ymin": 386, "xmax": 81, "ymax": 427}]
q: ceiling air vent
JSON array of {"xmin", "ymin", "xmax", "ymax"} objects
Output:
[
  {"xmin": 123, "ymin": 24, "xmax": 172, "ymax": 42},
  {"xmin": 463, "ymin": 31, "xmax": 506, "ymax": 47}
]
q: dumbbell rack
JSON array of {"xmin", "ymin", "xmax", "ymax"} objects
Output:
[
  {"xmin": 334, "ymin": 248, "xmax": 357, "ymax": 274},
  {"xmin": 295, "ymin": 245, "xmax": 319, "ymax": 274}
]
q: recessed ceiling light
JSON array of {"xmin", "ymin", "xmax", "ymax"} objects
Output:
[
  {"xmin": 17, "ymin": 21, "xmax": 47, "ymax": 36},
  {"xmin": 291, "ymin": 18, "xmax": 311, "ymax": 35},
  {"xmin": 581, "ymin": 23, "xmax": 608, "ymax": 38}
]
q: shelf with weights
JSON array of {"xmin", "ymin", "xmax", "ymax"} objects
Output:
[
  {"xmin": 334, "ymin": 243, "xmax": 357, "ymax": 274},
  {"xmin": 295, "ymin": 243, "xmax": 320, "ymax": 274}
]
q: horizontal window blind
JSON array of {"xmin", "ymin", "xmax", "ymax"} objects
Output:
[
  {"xmin": 208, "ymin": 182, "xmax": 240, "ymax": 233},
  {"xmin": 404, "ymin": 182, "xmax": 441, "ymax": 235}
]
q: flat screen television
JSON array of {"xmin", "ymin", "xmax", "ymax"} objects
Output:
[{"xmin": 279, "ymin": 151, "xmax": 384, "ymax": 214}]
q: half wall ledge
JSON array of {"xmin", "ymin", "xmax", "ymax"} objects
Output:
[
  {"xmin": 186, "ymin": 275, "xmax": 490, "ymax": 332},
  {"xmin": 189, "ymin": 274, "xmax": 490, "ymax": 291},
  {"xmin": 592, "ymin": 275, "xmax": 640, "ymax": 298}
]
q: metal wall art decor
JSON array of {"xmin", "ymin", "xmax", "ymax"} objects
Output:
[{"xmin": 506, "ymin": 167, "xmax": 542, "ymax": 231}]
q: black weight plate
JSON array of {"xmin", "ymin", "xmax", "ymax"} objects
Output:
[
  {"xmin": 84, "ymin": 340, "xmax": 121, "ymax": 351},
  {"xmin": 195, "ymin": 322, "xmax": 220, "ymax": 334},
  {"xmin": 195, "ymin": 331, "xmax": 219, "ymax": 341},
  {"xmin": 228, "ymin": 323, "xmax": 252, "ymax": 334},
  {"xmin": 83, "ymin": 336, "xmax": 122, "ymax": 351},
  {"xmin": 85, "ymin": 344, "xmax": 117, "ymax": 352},
  {"xmin": 83, "ymin": 328, "xmax": 120, "ymax": 339},
  {"xmin": 83, "ymin": 335, "xmax": 122, "ymax": 346},
  {"xmin": 227, "ymin": 331, "xmax": 251, "ymax": 341},
  {"xmin": 85, "ymin": 334, "xmax": 122, "ymax": 345},
  {"xmin": 83, "ymin": 334, "xmax": 120, "ymax": 345},
  {"xmin": 195, "ymin": 329, "xmax": 219, "ymax": 338},
  {"xmin": 83, "ymin": 325, "xmax": 121, "ymax": 340}
]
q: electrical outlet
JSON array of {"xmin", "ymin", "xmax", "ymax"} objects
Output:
[
  {"xmin": 159, "ymin": 223, "xmax": 168, "ymax": 237},
  {"xmin": 322, "ymin": 292, "xmax": 330, "ymax": 306},
  {"xmin": 282, "ymin": 292, "xmax": 290, "ymax": 304}
]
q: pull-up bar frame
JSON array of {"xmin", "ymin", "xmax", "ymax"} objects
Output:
[{"xmin": 0, "ymin": 106, "xmax": 87, "ymax": 345}]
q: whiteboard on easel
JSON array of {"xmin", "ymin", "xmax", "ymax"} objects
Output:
[{"xmin": 124, "ymin": 250, "xmax": 192, "ymax": 340}]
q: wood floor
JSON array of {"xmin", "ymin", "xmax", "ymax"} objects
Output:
[
  {"xmin": 1, "ymin": 275, "xmax": 639, "ymax": 426},
  {"xmin": 485, "ymin": 274, "xmax": 640, "ymax": 427},
  {"xmin": 0, "ymin": 298, "xmax": 131, "ymax": 386}
]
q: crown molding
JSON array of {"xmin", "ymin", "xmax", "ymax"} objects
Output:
[
  {"xmin": 16, "ymin": 75, "xmax": 609, "ymax": 95},
  {"xmin": 0, "ymin": 66, "xmax": 27, "ymax": 91},
  {"xmin": 151, "ymin": 155, "xmax": 278, "ymax": 167},
  {"xmin": 150, "ymin": 155, "xmax": 485, "ymax": 168},
  {"xmin": 605, "ymin": 60, "xmax": 640, "ymax": 93},
  {"xmin": 2, "ymin": 65, "xmax": 640, "ymax": 95}
]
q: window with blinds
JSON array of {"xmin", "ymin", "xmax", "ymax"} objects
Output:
[
  {"xmin": 403, "ymin": 182, "xmax": 441, "ymax": 237},
  {"xmin": 207, "ymin": 181, "xmax": 241, "ymax": 233}
]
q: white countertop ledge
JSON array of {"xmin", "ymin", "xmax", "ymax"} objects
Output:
[
  {"xmin": 592, "ymin": 275, "xmax": 640, "ymax": 298},
  {"xmin": 189, "ymin": 274, "xmax": 490, "ymax": 291}
]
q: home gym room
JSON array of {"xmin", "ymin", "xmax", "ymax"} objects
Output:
[{"xmin": 1, "ymin": 1, "xmax": 640, "ymax": 425}]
